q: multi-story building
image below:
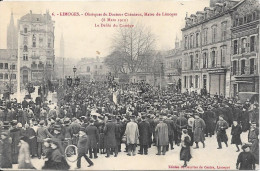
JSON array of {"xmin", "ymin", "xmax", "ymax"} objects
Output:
[
  {"xmin": 0, "ymin": 49, "xmax": 18, "ymax": 94},
  {"xmin": 77, "ymin": 57, "xmax": 109, "ymax": 82},
  {"xmin": 164, "ymin": 37, "xmax": 182, "ymax": 91},
  {"xmin": 18, "ymin": 10, "xmax": 55, "ymax": 85},
  {"xmin": 181, "ymin": 0, "xmax": 241, "ymax": 97},
  {"xmin": 230, "ymin": 0, "xmax": 259, "ymax": 97}
]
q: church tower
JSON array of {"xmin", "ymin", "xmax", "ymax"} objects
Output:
[{"xmin": 7, "ymin": 12, "xmax": 18, "ymax": 49}]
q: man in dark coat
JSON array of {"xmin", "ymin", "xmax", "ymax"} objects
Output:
[
  {"xmin": 193, "ymin": 113, "xmax": 206, "ymax": 149},
  {"xmin": 9, "ymin": 120, "xmax": 22, "ymax": 164},
  {"xmin": 115, "ymin": 117, "xmax": 122, "ymax": 155},
  {"xmin": 164, "ymin": 114, "xmax": 175, "ymax": 150},
  {"xmin": 76, "ymin": 127, "xmax": 94, "ymax": 168},
  {"xmin": 0, "ymin": 131, "xmax": 12, "ymax": 168},
  {"xmin": 146, "ymin": 114, "xmax": 155, "ymax": 147},
  {"xmin": 85, "ymin": 119, "xmax": 99, "ymax": 159},
  {"xmin": 236, "ymin": 144, "xmax": 255, "ymax": 170},
  {"xmin": 155, "ymin": 117, "xmax": 168, "ymax": 155},
  {"xmin": 138, "ymin": 116, "xmax": 151, "ymax": 155},
  {"xmin": 176, "ymin": 112, "xmax": 188, "ymax": 145},
  {"xmin": 104, "ymin": 115, "xmax": 117, "ymax": 158},
  {"xmin": 203, "ymin": 106, "xmax": 216, "ymax": 137},
  {"xmin": 215, "ymin": 115, "xmax": 229, "ymax": 149}
]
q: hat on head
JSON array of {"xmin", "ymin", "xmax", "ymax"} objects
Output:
[
  {"xmin": 241, "ymin": 144, "xmax": 251, "ymax": 150},
  {"xmin": 11, "ymin": 120, "xmax": 18, "ymax": 126},
  {"xmin": 39, "ymin": 120, "xmax": 45, "ymax": 125},
  {"xmin": 79, "ymin": 127, "xmax": 86, "ymax": 132},
  {"xmin": 1, "ymin": 131, "xmax": 8, "ymax": 136},
  {"xmin": 3, "ymin": 121, "xmax": 9, "ymax": 127},
  {"xmin": 54, "ymin": 125, "xmax": 61, "ymax": 131}
]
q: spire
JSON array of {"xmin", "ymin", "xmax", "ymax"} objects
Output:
[{"xmin": 7, "ymin": 12, "xmax": 18, "ymax": 49}]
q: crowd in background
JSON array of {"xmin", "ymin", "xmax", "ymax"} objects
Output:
[{"xmin": 0, "ymin": 81, "xmax": 259, "ymax": 170}]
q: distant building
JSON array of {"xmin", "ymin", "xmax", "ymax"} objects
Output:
[
  {"xmin": 55, "ymin": 57, "xmax": 79, "ymax": 80},
  {"xmin": 230, "ymin": 0, "xmax": 259, "ymax": 96},
  {"xmin": 164, "ymin": 36, "xmax": 182, "ymax": 91},
  {"xmin": 0, "ymin": 49, "xmax": 18, "ymax": 94},
  {"xmin": 77, "ymin": 57, "xmax": 109, "ymax": 82},
  {"xmin": 181, "ymin": 0, "xmax": 241, "ymax": 97},
  {"xmin": 18, "ymin": 10, "xmax": 55, "ymax": 85}
]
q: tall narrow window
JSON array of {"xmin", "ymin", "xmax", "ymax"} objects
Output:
[
  {"xmin": 190, "ymin": 35, "xmax": 193, "ymax": 48},
  {"xmin": 234, "ymin": 40, "xmax": 238, "ymax": 54},
  {"xmin": 212, "ymin": 26, "xmax": 217, "ymax": 43},
  {"xmin": 250, "ymin": 58, "xmax": 255, "ymax": 74},
  {"xmin": 203, "ymin": 52, "xmax": 208, "ymax": 69},
  {"xmin": 250, "ymin": 36, "xmax": 255, "ymax": 52},
  {"xmin": 190, "ymin": 75, "xmax": 193, "ymax": 88},
  {"xmin": 184, "ymin": 76, "xmax": 187, "ymax": 88},
  {"xmin": 190, "ymin": 55, "xmax": 194, "ymax": 70},
  {"xmin": 233, "ymin": 61, "xmax": 237, "ymax": 75},
  {"xmin": 241, "ymin": 60, "xmax": 246, "ymax": 75},
  {"xmin": 195, "ymin": 53, "xmax": 199, "ymax": 69},
  {"xmin": 196, "ymin": 33, "xmax": 199, "ymax": 47},
  {"xmin": 221, "ymin": 47, "xmax": 226, "ymax": 67},
  {"xmin": 221, "ymin": 22, "xmax": 227, "ymax": 40},
  {"xmin": 211, "ymin": 50, "xmax": 216, "ymax": 68},
  {"xmin": 195, "ymin": 75, "xmax": 199, "ymax": 88},
  {"xmin": 24, "ymin": 27, "xmax": 27, "ymax": 33},
  {"xmin": 185, "ymin": 36, "xmax": 188, "ymax": 49},
  {"xmin": 23, "ymin": 45, "xmax": 28, "ymax": 52},
  {"xmin": 241, "ymin": 38, "xmax": 247, "ymax": 53}
]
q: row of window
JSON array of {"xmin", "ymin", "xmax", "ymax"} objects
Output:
[
  {"xmin": 0, "ymin": 63, "xmax": 16, "ymax": 70},
  {"xmin": 231, "ymin": 58, "xmax": 256, "ymax": 76},
  {"xmin": 23, "ymin": 35, "xmax": 52, "ymax": 51},
  {"xmin": 233, "ymin": 36, "xmax": 256, "ymax": 55},
  {"xmin": 184, "ymin": 46, "xmax": 227, "ymax": 70},
  {"xmin": 183, "ymin": 75, "xmax": 199, "ymax": 89},
  {"xmin": 86, "ymin": 65, "xmax": 103, "ymax": 72},
  {"xmin": 0, "ymin": 73, "xmax": 16, "ymax": 80},
  {"xmin": 233, "ymin": 11, "xmax": 258, "ymax": 27},
  {"xmin": 184, "ymin": 22, "xmax": 227, "ymax": 49}
]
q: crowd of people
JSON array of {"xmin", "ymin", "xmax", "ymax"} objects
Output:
[{"xmin": 0, "ymin": 81, "xmax": 259, "ymax": 170}]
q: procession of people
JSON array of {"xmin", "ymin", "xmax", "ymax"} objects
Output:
[{"xmin": 0, "ymin": 81, "xmax": 259, "ymax": 170}]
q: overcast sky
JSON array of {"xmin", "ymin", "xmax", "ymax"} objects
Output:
[{"xmin": 0, "ymin": 0, "xmax": 209, "ymax": 59}]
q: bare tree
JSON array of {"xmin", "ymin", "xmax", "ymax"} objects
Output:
[
  {"xmin": 104, "ymin": 51, "xmax": 127, "ymax": 76},
  {"xmin": 112, "ymin": 24, "xmax": 156, "ymax": 73}
]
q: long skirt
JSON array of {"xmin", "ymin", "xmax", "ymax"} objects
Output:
[
  {"xmin": 231, "ymin": 135, "xmax": 242, "ymax": 145},
  {"xmin": 180, "ymin": 146, "xmax": 192, "ymax": 161}
]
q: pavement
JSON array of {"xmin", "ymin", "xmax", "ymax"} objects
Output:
[{"xmin": 9, "ymin": 128, "xmax": 259, "ymax": 170}]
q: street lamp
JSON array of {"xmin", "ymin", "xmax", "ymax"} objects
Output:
[{"xmin": 73, "ymin": 66, "xmax": 77, "ymax": 78}]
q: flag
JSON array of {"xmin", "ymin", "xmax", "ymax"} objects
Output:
[{"xmin": 96, "ymin": 51, "xmax": 101, "ymax": 55}]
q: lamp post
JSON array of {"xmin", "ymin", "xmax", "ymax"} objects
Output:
[{"xmin": 73, "ymin": 66, "xmax": 77, "ymax": 79}]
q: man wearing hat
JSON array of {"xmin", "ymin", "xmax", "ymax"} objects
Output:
[
  {"xmin": 104, "ymin": 115, "xmax": 117, "ymax": 158},
  {"xmin": 236, "ymin": 144, "xmax": 256, "ymax": 170},
  {"xmin": 0, "ymin": 131, "xmax": 12, "ymax": 168},
  {"xmin": 176, "ymin": 112, "xmax": 188, "ymax": 146},
  {"xmin": 85, "ymin": 119, "xmax": 99, "ymax": 159},
  {"xmin": 138, "ymin": 115, "xmax": 151, "ymax": 155},
  {"xmin": 248, "ymin": 122, "xmax": 259, "ymax": 143},
  {"xmin": 36, "ymin": 120, "xmax": 54, "ymax": 159},
  {"xmin": 125, "ymin": 115, "xmax": 139, "ymax": 156},
  {"xmin": 215, "ymin": 115, "xmax": 229, "ymax": 149},
  {"xmin": 155, "ymin": 116, "xmax": 168, "ymax": 155},
  {"xmin": 192, "ymin": 113, "xmax": 206, "ymax": 149},
  {"xmin": 76, "ymin": 127, "xmax": 94, "ymax": 168},
  {"xmin": 164, "ymin": 114, "xmax": 175, "ymax": 151}
]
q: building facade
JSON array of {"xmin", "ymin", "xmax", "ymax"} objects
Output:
[
  {"xmin": 0, "ymin": 49, "xmax": 18, "ymax": 94},
  {"xmin": 77, "ymin": 57, "xmax": 109, "ymax": 82},
  {"xmin": 18, "ymin": 10, "xmax": 55, "ymax": 85},
  {"xmin": 164, "ymin": 37, "xmax": 182, "ymax": 90},
  {"xmin": 230, "ymin": 0, "xmax": 259, "ymax": 97},
  {"xmin": 181, "ymin": 0, "xmax": 241, "ymax": 97}
]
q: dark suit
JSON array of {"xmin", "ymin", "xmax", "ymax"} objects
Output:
[
  {"xmin": 86, "ymin": 124, "xmax": 99, "ymax": 158},
  {"xmin": 104, "ymin": 120, "xmax": 117, "ymax": 157},
  {"xmin": 77, "ymin": 135, "xmax": 93, "ymax": 168},
  {"xmin": 138, "ymin": 120, "xmax": 151, "ymax": 154}
]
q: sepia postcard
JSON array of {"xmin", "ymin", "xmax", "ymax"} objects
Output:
[{"xmin": 0, "ymin": 0, "xmax": 259, "ymax": 170}]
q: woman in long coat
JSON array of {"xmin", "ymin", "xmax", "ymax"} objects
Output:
[
  {"xmin": 231, "ymin": 121, "xmax": 242, "ymax": 152},
  {"xmin": 180, "ymin": 129, "xmax": 192, "ymax": 167},
  {"xmin": 18, "ymin": 136, "xmax": 35, "ymax": 169}
]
